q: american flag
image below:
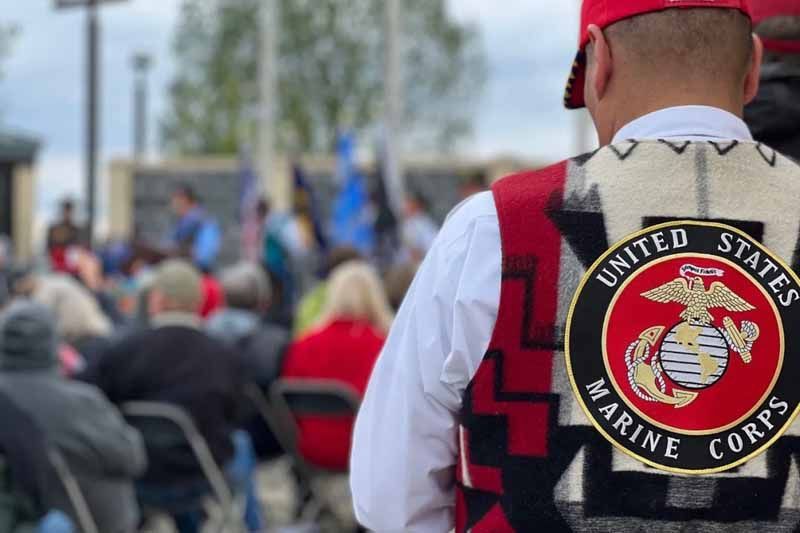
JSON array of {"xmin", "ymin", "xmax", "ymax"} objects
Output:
[{"xmin": 239, "ymin": 147, "xmax": 262, "ymax": 262}]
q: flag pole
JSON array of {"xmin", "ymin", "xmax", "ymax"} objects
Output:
[
  {"xmin": 258, "ymin": 0, "xmax": 281, "ymax": 206},
  {"xmin": 384, "ymin": 0, "xmax": 405, "ymax": 217}
]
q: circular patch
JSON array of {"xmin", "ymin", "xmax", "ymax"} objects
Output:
[{"xmin": 566, "ymin": 221, "xmax": 800, "ymax": 474}]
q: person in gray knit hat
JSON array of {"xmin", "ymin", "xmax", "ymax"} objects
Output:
[{"xmin": 0, "ymin": 300, "xmax": 146, "ymax": 533}]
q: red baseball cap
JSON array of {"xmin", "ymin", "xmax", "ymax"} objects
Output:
[
  {"xmin": 564, "ymin": 0, "xmax": 754, "ymax": 109},
  {"xmin": 752, "ymin": 0, "xmax": 800, "ymax": 54}
]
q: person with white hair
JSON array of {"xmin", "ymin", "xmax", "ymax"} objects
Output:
[
  {"xmin": 32, "ymin": 274, "xmax": 113, "ymax": 368},
  {"xmin": 282, "ymin": 260, "xmax": 394, "ymax": 471}
]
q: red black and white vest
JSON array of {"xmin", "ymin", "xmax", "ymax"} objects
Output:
[{"xmin": 455, "ymin": 140, "xmax": 800, "ymax": 532}]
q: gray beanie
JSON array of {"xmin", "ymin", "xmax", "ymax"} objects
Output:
[{"xmin": 0, "ymin": 300, "xmax": 59, "ymax": 371}]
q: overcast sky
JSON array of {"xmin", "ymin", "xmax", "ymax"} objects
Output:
[{"xmin": 0, "ymin": 0, "xmax": 592, "ymax": 220}]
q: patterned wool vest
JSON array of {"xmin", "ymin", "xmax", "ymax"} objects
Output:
[{"xmin": 455, "ymin": 140, "xmax": 800, "ymax": 532}]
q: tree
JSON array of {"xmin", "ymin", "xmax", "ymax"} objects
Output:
[{"xmin": 162, "ymin": 0, "xmax": 486, "ymax": 155}]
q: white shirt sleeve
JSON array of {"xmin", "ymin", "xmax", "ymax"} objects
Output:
[{"xmin": 350, "ymin": 192, "xmax": 502, "ymax": 533}]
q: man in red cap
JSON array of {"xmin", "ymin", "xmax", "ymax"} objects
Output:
[
  {"xmin": 745, "ymin": 0, "xmax": 800, "ymax": 158},
  {"xmin": 352, "ymin": 1, "xmax": 800, "ymax": 531}
]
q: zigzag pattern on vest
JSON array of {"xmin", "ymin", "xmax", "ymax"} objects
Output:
[{"xmin": 456, "ymin": 141, "xmax": 800, "ymax": 532}]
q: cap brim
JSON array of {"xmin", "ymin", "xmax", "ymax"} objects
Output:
[{"xmin": 564, "ymin": 49, "xmax": 587, "ymax": 110}]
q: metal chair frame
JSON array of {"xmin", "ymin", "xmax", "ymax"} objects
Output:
[
  {"xmin": 121, "ymin": 401, "xmax": 245, "ymax": 533},
  {"xmin": 47, "ymin": 448, "xmax": 100, "ymax": 533},
  {"xmin": 245, "ymin": 379, "xmax": 361, "ymax": 529}
]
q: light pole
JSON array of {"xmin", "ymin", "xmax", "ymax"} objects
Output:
[
  {"xmin": 384, "ymin": 0, "xmax": 405, "ymax": 218},
  {"xmin": 54, "ymin": 0, "xmax": 127, "ymax": 245},
  {"xmin": 132, "ymin": 52, "xmax": 152, "ymax": 161}
]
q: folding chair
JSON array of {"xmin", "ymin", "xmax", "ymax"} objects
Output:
[
  {"xmin": 47, "ymin": 449, "xmax": 100, "ymax": 533},
  {"xmin": 245, "ymin": 379, "xmax": 360, "ymax": 530},
  {"xmin": 120, "ymin": 402, "xmax": 245, "ymax": 533}
]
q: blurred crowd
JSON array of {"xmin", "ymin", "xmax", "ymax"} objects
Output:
[
  {"xmin": 0, "ymin": 173, "xmax": 476, "ymax": 532},
  {"xmin": 2, "ymin": 6, "xmax": 794, "ymax": 533}
]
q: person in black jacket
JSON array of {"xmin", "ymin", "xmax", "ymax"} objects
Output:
[
  {"xmin": 745, "ymin": 5, "xmax": 800, "ymax": 160},
  {"xmin": 82, "ymin": 260, "xmax": 264, "ymax": 533}
]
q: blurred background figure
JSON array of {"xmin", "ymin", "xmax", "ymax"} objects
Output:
[
  {"xmin": 282, "ymin": 261, "xmax": 393, "ymax": 471},
  {"xmin": 46, "ymin": 199, "xmax": 85, "ymax": 275},
  {"xmin": 745, "ymin": 0, "xmax": 800, "ymax": 160},
  {"xmin": 207, "ymin": 262, "xmax": 290, "ymax": 460},
  {"xmin": 167, "ymin": 184, "xmax": 221, "ymax": 273},
  {"xmin": 262, "ymin": 196, "xmax": 314, "ymax": 325},
  {"xmin": 0, "ymin": 388, "xmax": 76, "ymax": 533},
  {"xmin": 32, "ymin": 274, "xmax": 113, "ymax": 369},
  {"xmin": 0, "ymin": 236, "xmax": 11, "ymax": 309},
  {"xmin": 165, "ymin": 184, "xmax": 225, "ymax": 319},
  {"xmin": 459, "ymin": 170, "xmax": 488, "ymax": 201},
  {"xmin": 401, "ymin": 191, "xmax": 439, "ymax": 263},
  {"xmin": 383, "ymin": 262, "xmax": 418, "ymax": 312},
  {"xmin": 294, "ymin": 246, "xmax": 363, "ymax": 339},
  {"xmin": 167, "ymin": 185, "xmax": 204, "ymax": 260},
  {"xmin": 81, "ymin": 260, "xmax": 263, "ymax": 533},
  {"xmin": 0, "ymin": 300, "xmax": 146, "ymax": 533}
]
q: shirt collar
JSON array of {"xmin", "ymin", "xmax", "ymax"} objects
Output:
[
  {"xmin": 612, "ymin": 105, "xmax": 753, "ymax": 144},
  {"xmin": 151, "ymin": 311, "xmax": 202, "ymax": 330}
]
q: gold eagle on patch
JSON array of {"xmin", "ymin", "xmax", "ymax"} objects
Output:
[{"xmin": 641, "ymin": 276, "xmax": 755, "ymax": 325}]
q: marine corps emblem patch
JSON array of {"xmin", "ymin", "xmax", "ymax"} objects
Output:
[{"xmin": 566, "ymin": 221, "xmax": 800, "ymax": 474}]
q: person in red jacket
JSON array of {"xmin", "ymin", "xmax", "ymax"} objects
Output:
[{"xmin": 282, "ymin": 260, "xmax": 394, "ymax": 470}]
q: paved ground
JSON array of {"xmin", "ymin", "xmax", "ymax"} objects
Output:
[{"xmin": 142, "ymin": 458, "xmax": 357, "ymax": 533}]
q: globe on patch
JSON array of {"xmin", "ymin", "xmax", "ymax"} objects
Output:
[{"xmin": 658, "ymin": 321, "xmax": 730, "ymax": 390}]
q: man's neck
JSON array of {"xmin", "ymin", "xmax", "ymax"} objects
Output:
[
  {"xmin": 611, "ymin": 105, "xmax": 753, "ymax": 145},
  {"xmin": 608, "ymin": 92, "xmax": 744, "ymax": 144}
]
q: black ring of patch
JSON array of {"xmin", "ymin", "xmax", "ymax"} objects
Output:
[{"xmin": 566, "ymin": 221, "xmax": 800, "ymax": 474}]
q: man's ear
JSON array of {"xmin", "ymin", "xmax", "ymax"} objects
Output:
[
  {"xmin": 587, "ymin": 24, "xmax": 613, "ymax": 102},
  {"xmin": 744, "ymin": 33, "xmax": 763, "ymax": 105}
]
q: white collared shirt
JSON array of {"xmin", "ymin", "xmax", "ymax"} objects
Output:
[{"xmin": 350, "ymin": 106, "xmax": 754, "ymax": 533}]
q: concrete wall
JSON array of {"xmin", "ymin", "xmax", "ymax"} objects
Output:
[{"xmin": 12, "ymin": 164, "xmax": 34, "ymax": 260}]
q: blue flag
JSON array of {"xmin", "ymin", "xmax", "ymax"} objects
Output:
[{"xmin": 331, "ymin": 132, "xmax": 375, "ymax": 254}]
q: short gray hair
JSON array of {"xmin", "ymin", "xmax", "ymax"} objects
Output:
[
  {"xmin": 152, "ymin": 260, "xmax": 203, "ymax": 313},
  {"xmin": 220, "ymin": 262, "xmax": 271, "ymax": 311}
]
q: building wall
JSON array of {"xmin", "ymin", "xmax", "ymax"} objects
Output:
[{"xmin": 12, "ymin": 164, "xmax": 34, "ymax": 260}]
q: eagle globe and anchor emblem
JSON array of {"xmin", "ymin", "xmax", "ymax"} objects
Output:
[
  {"xmin": 625, "ymin": 264, "xmax": 760, "ymax": 409},
  {"xmin": 566, "ymin": 221, "xmax": 800, "ymax": 474}
]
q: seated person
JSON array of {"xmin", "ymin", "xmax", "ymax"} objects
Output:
[
  {"xmin": 0, "ymin": 389, "xmax": 74, "ymax": 533},
  {"xmin": 32, "ymin": 274, "xmax": 113, "ymax": 369},
  {"xmin": 207, "ymin": 262, "xmax": 289, "ymax": 385},
  {"xmin": 0, "ymin": 301, "xmax": 146, "ymax": 533},
  {"xmin": 207, "ymin": 262, "xmax": 290, "ymax": 459},
  {"xmin": 82, "ymin": 260, "xmax": 263, "ymax": 533},
  {"xmin": 282, "ymin": 261, "xmax": 393, "ymax": 470}
]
